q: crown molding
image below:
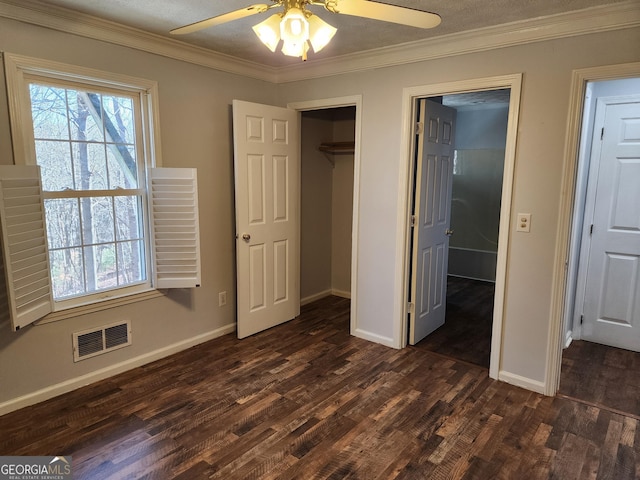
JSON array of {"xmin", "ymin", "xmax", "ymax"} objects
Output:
[
  {"xmin": 0, "ymin": 0, "xmax": 279, "ymax": 83},
  {"xmin": 1, "ymin": 0, "xmax": 638, "ymax": 85},
  {"xmin": 276, "ymin": 0, "xmax": 640, "ymax": 83}
]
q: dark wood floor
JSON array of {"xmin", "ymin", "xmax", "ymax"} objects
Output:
[
  {"xmin": 1, "ymin": 296, "xmax": 639, "ymax": 479},
  {"xmin": 559, "ymin": 340, "xmax": 640, "ymax": 418},
  {"xmin": 414, "ymin": 276, "xmax": 494, "ymax": 368},
  {"xmin": 416, "ymin": 277, "xmax": 640, "ymax": 420}
]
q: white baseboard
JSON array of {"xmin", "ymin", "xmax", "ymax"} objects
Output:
[
  {"xmin": 300, "ymin": 289, "xmax": 332, "ymax": 306},
  {"xmin": 498, "ymin": 370, "xmax": 546, "ymax": 395},
  {"xmin": 300, "ymin": 289, "xmax": 351, "ymax": 305},
  {"xmin": 352, "ymin": 328, "xmax": 396, "ymax": 349},
  {"xmin": 448, "ymin": 247, "xmax": 498, "ymax": 282},
  {"xmin": 447, "ymin": 274, "xmax": 496, "ymax": 284},
  {"xmin": 564, "ymin": 330, "xmax": 573, "ymax": 349},
  {"xmin": 0, "ymin": 323, "xmax": 236, "ymax": 417},
  {"xmin": 331, "ymin": 289, "xmax": 351, "ymax": 299}
]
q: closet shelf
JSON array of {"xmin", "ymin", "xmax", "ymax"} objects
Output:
[{"xmin": 318, "ymin": 142, "xmax": 355, "ymax": 154}]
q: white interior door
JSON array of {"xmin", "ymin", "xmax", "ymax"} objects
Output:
[
  {"xmin": 233, "ymin": 100, "xmax": 300, "ymax": 339},
  {"xmin": 409, "ymin": 99, "xmax": 456, "ymax": 345},
  {"xmin": 582, "ymin": 96, "xmax": 640, "ymax": 352}
]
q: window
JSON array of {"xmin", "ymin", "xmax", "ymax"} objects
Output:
[
  {"xmin": 29, "ymin": 81, "xmax": 149, "ymax": 307},
  {"xmin": 0, "ymin": 54, "xmax": 201, "ymax": 330}
]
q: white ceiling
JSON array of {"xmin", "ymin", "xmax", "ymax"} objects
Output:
[{"xmin": 24, "ymin": 0, "xmax": 632, "ymax": 67}]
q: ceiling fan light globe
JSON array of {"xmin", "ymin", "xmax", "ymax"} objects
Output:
[
  {"xmin": 280, "ymin": 8, "xmax": 309, "ymax": 45},
  {"xmin": 252, "ymin": 14, "xmax": 281, "ymax": 52},
  {"xmin": 281, "ymin": 39, "xmax": 309, "ymax": 59},
  {"xmin": 307, "ymin": 14, "xmax": 337, "ymax": 53}
]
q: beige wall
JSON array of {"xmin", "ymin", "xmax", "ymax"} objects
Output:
[
  {"xmin": 276, "ymin": 27, "xmax": 640, "ymax": 385},
  {"xmin": 0, "ymin": 17, "xmax": 277, "ymax": 409}
]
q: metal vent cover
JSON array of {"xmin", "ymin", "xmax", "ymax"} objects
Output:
[{"xmin": 73, "ymin": 321, "xmax": 131, "ymax": 362}]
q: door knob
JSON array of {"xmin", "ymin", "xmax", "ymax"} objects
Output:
[
  {"xmin": 242, "ymin": 233, "xmax": 251, "ymax": 241},
  {"xmin": 445, "ymin": 229, "xmax": 454, "ymax": 236}
]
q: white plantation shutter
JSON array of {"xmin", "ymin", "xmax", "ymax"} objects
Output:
[
  {"xmin": 150, "ymin": 168, "xmax": 201, "ymax": 289},
  {"xmin": 0, "ymin": 250, "xmax": 10, "ymax": 330},
  {"xmin": 0, "ymin": 165, "xmax": 53, "ymax": 330}
]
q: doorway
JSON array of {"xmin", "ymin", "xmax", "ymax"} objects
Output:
[
  {"xmin": 300, "ymin": 106, "xmax": 356, "ymax": 305},
  {"xmin": 288, "ymin": 95, "xmax": 362, "ymax": 336},
  {"xmin": 398, "ymin": 74, "xmax": 523, "ymax": 381},
  {"xmin": 547, "ymin": 61, "xmax": 640, "ymax": 397},
  {"xmin": 563, "ymin": 77, "xmax": 640, "ymax": 349},
  {"xmin": 407, "ymin": 91, "xmax": 510, "ymax": 368},
  {"xmin": 558, "ymin": 75, "xmax": 640, "ymax": 413}
]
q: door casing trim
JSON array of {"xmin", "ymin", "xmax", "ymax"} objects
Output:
[{"xmin": 396, "ymin": 74, "xmax": 523, "ymax": 382}]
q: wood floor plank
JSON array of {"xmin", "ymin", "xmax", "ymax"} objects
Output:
[
  {"xmin": 549, "ymin": 432, "xmax": 590, "ymax": 480},
  {"xmin": 578, "ymin": 442, "xmax": 601, "ymax": 480},
  {"xmin": 612, "ymin": 444, "xmax": 636, "ymax": 480},
  {"xmin": 598, "ymin": 415, "xmax": 624, "ymax": 478},
  {"xmin": 560, "ymin": 340, "xmax": 640, "ymax": 417},
  {"xmin": 513, "ymin": 422, "xmax": 556, "ymax": 478},
  {"xmin": 1, "ymin": 294, "xmax": 639, "ymax": 479}
]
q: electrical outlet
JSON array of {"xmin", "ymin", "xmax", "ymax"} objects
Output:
[
  {"xmin": 218, "ymin": 291, "xmax": 227, "ymax": 307},
  {"xmin": 516, "ymin": 213, "xmax": 531, "ymax": 233}
]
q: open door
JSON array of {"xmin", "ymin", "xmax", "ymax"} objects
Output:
[
  {"xmin": 232, "ymin": 100, "xmax": 300, "ymax": 339},
  {"xmin": 581, "ymin": 96, "xmax": 640, "ymax": 352},
  {"xmin": 409, "ymin": 99, "xmax": 456, "ymax": 344}
]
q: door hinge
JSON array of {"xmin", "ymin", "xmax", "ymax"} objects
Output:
[
  {"xmin": 601, "ymin": 127, "xmax": 604, "ymax": 140},
  {"xmin": 410, "ymin": 214, "xmax": 416, "ymax": 228},
  {"xmin": 590, "ymin": 224, "xmax": 594, "ymax": 235},
  {"xmin": 415, "ymin": 122, "xmax": 424, "ymax": 135},
  {"xmin": 580, "ymin": 314, "xmax": 584, "ymax": 325},
  {"xmin": 407, "ymin": 302, "xmax": 415, "ymax": 314}
]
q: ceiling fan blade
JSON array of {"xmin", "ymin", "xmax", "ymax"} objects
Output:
[
  {"xmin": 170, "ymin": 4, "xmax": 271, "ymax": 35},
  {"xmin": 332, "ymin": 0, "xmax": 441, "ymax": 29}
]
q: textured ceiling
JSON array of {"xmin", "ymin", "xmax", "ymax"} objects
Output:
[{"xmin": 26, "ymin": 0, "xmax": 632, "ymax": 67}]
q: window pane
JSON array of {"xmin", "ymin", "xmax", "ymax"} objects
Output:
[
  {"xmin": 30, "ymin": 84, "xmax": 70, "ymax": 140},
  {"xmin": 103, "ymin": 95, "xmax": 135, "ymax": 145},
  {"xmin": 117, "ymin": 240, "xmax": 145, "ymax": 285},
  {"xmin": 44, "ymin": 199, "xmax": 81, "ymax": 249},
  {"xmin": 72, "ymin": 142, "xmax": 108, "ymax": 190},
  {"xmin": 68, "ymin": 91, "xmax": 104, "ymax": 142},
  {"xmin": 107, "ymin": 145, "xmax": 138, "ymax": 188},
  {"xmin": 50, "ymin": 248, "xmax": 84, "ymax": 299},
  {"xmin": 35, "ymin": 140, "xmax": 74, "ymax": 191},
  {"xmin": 85, "ymin": 244, "xmax": 116, "ymax": 291},
  {"xmin": 115, "ymin": 196, "xmax": 142, "ymax": 241},
  {"xmin": 81, "ymin": 197, "xmax": 114, "ymax": 245}
]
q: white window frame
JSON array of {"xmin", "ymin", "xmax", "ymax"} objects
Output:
[{"xmin": 1, "ymin": 53, "xmax": 200, "ymax": 327}]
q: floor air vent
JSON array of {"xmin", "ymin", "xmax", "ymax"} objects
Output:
[{"xmin": 73, "ymin": 321, "xmax": 132, "ymax": 362}]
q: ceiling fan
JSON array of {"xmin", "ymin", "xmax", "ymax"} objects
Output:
[{"xmin": 170, "ymin": 0, "xmax": 441, "ymax": 61}]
